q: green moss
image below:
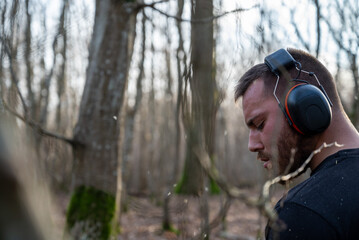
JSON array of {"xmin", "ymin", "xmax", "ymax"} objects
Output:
[
  {"xmin": 110, "ymin": 220, "xmax": 122, "ymax": 237},
  {"xmin": 162, "ymin": 223, "xmax": 180, "ymax": 235},
  {"xmin": 175, "ymin": 168, "xmax": 221, "ymax": 195},
  {"xmin": 66, "ymin": 185, "xmax": 115, "ymax": 240},
  {"xmin": 174, "ymin": 170, "xmax": 190, "ymax": 194},
  {"xmin": 209, "ymin": 177, "xmax": 221, "ymax": 195}
]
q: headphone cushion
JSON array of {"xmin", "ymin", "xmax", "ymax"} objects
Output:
[{"xmin": 285, "ymin": 84, "xmax": 332, "ymax": 135}]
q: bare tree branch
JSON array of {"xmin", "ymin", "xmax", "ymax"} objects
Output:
[
  {"xmin": 193, "ymin": 146, "xmax": 259, "ymax": 205},
  {"xmin": 262, "ymin": 142, "xmax": 343, "ymax": 195},
  {"xmin": 2, "ymin": 98, "xmax": 79, "ymax": 147},
  {"xmin": 146, "ymin": 4, "xmax": 259, "ymax": 23},
  {"xmin": 209, "ymin": 196, "xmax": 232, "ymax": 229},
  {"xmin": 313, "ymin": 0, "xmax": 321, "ymax": 58},
  {"xmin": 135, "ymin": 0, "xmax": 170, "ymax": 10},
  {"xmin": 194, "ymin": 141, "xmax": 343, "ymax": 223},
  {"xmin": 1, "ymin": 38, "xmax": 29, "ymax": 117}
]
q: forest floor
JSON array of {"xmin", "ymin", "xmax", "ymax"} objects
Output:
[{"xmin": 55, "ymin": 188, "xmax": 282, "ymax": 240}]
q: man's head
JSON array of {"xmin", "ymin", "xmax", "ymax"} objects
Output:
[{"xmin": 235, "ymin": 48, "xmax": 341, "ymax": 175}]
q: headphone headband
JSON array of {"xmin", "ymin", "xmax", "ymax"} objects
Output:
[{"xmin": 264, "ymin": 48, "xmax": 297, "ymax": 76}]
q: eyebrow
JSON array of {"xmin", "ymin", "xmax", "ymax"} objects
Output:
[{"xmin": 246, "ymin": 112, "xmax": 265, "ymax": 128}]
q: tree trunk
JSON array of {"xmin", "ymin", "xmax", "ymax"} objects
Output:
[
  {"xmin": 162, "ymin": 10, "xmax": 176, "ymax": 231},
  {"xmin": 0, "ymin": 2, "xmax": 5, "ymax": 113},
  {"xmin": 147, "ymin": 25, "xmax": 156, "ymax": 196},
  {"xmin": 123, "ymin": 11, "xmax": 145, "ymax": 185},
  {"xmin": 68, "ymin": 1, "xmax": 136, "ymax": 239},
  {"xmin": 176, "ymin": 0, "xmax": 218, "ymax": 195},
  {"xmin": 24, "ymin": 0, "xmax": 36, "ymax": 120},
  {"xmin": 56, "ymin": 0, "xmax": 68, "ymax": 132},
  {"xmin": 174, "ymin": 0, "xmax": 186, "ymax": 188},
  {"xmin": 176, "ymin": 0, "xmax": 218, "ymax": 237}
]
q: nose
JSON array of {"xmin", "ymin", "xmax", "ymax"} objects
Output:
[{"xmin": 248, "ymin": 130, "xmax": 264, "ymax": 152}]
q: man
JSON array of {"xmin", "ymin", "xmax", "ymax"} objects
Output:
[{"xmin": 235, "ymin": 48, "xmax": 359, "ymax": 239}]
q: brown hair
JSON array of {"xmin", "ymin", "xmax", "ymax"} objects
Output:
[{"xmin": 234, "ymin": 48, "xmax": 341, "ymax": 110}]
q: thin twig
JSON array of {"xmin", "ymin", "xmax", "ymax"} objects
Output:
[
  {"xmin": 2, "ymin": 98, "xmax": 79, "ymax": 147},
  {"xmin": 135, "ymin": 0, "xmax": 170, "ymax": 9},
  {"xmin": 194, "ymin": 141, "xmax": 343, "ymax": 223},
  {"xmin": 260, "ymin": 142, "xmax": 343, "ymax": 221},
  {"xmin": 1, "ymin": 37, "xmax": 29, "ymax": 117},
  {"xmin": 209, "ymin": 196, "xmax": 232, "ymax": 229},
  {"xmin": 147, "ymin": 4, "xmax": 259, "ymax": 23},
  {"xmin": 262, "ymin": 142, "xmax": 343, "ymax": 195},
  {"xmin": 193, "ymin": 146, "xmax": 258, "ymax": 205}
]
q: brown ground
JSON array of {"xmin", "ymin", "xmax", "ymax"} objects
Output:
[
  {"xmin": 118, "ymin": 188, "xmax": 268, "ymax": 240},
  {"xmin": 54, "ymin": 188, "xmax": 275, "ymax": 240}
]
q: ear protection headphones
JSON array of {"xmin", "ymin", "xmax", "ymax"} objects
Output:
[{"xmin": 264, "ymin": 48, "xmax": 333, "ymax": 135}]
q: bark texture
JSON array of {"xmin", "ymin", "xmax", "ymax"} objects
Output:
[
  {"xmin": 73, "ymin": 0, "xmax": 136, "ymax": 194},
  {"xmin": 69, "ymin": 0, "xmax": 136, "ymax": 238}
]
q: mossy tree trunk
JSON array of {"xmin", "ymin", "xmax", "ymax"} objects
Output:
[{"xmin": 68, "ymin": 1, "xmax": 136, "ymax": 239}]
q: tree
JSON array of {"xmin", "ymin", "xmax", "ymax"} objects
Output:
[
  {"xmin": 176, "ymin": 0, "xmax": 219, "ymax": 195},
  {"xmin": 67, "ymin": 1, "xmax": 137, "ymax": 238},
  {"xmin": 122, "ymin": 11, "xmax": 146, "ymax": 186},
  {"xmin": 174, "ymin": 0, "xmax": 219, "ymax": 238}
]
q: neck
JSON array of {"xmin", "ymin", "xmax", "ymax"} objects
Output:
[{"xmin": 309, "ymin": 112, "xmax": 359, "ymax": 170}]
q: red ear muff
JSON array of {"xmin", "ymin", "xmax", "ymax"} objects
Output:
[
  {"xmin": 285, "ymin": 84, "xmax": 306, "ymax": 134},
  {"xmin": 285, "ymin": 84, "xmax": 332, "ymax": 135}
]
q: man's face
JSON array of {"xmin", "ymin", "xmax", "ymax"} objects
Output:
[{"xmin": 242, "ymin": 78, "xmax": 314, "ymax": 175}]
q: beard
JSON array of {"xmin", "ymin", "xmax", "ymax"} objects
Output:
[{"xmin": 276, "ymin": 123, "xmax": 317, "ymax": 176}]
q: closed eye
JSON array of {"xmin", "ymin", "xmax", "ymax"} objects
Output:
[{"xmin": 257, "ymin": 121, "xmax": 264, "ymax": 131}]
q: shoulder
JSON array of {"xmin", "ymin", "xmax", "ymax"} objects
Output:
[
  {"xmin": 268, "ymin": 149, "xmax": 359, "ymax": 239},
  {"xmin": 287, "ymin": 149, "xmax": 359, "ymax": 205},
  {"xmin": 266, "ymin": 202, "xmax": 338, "ymax": 240}
]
